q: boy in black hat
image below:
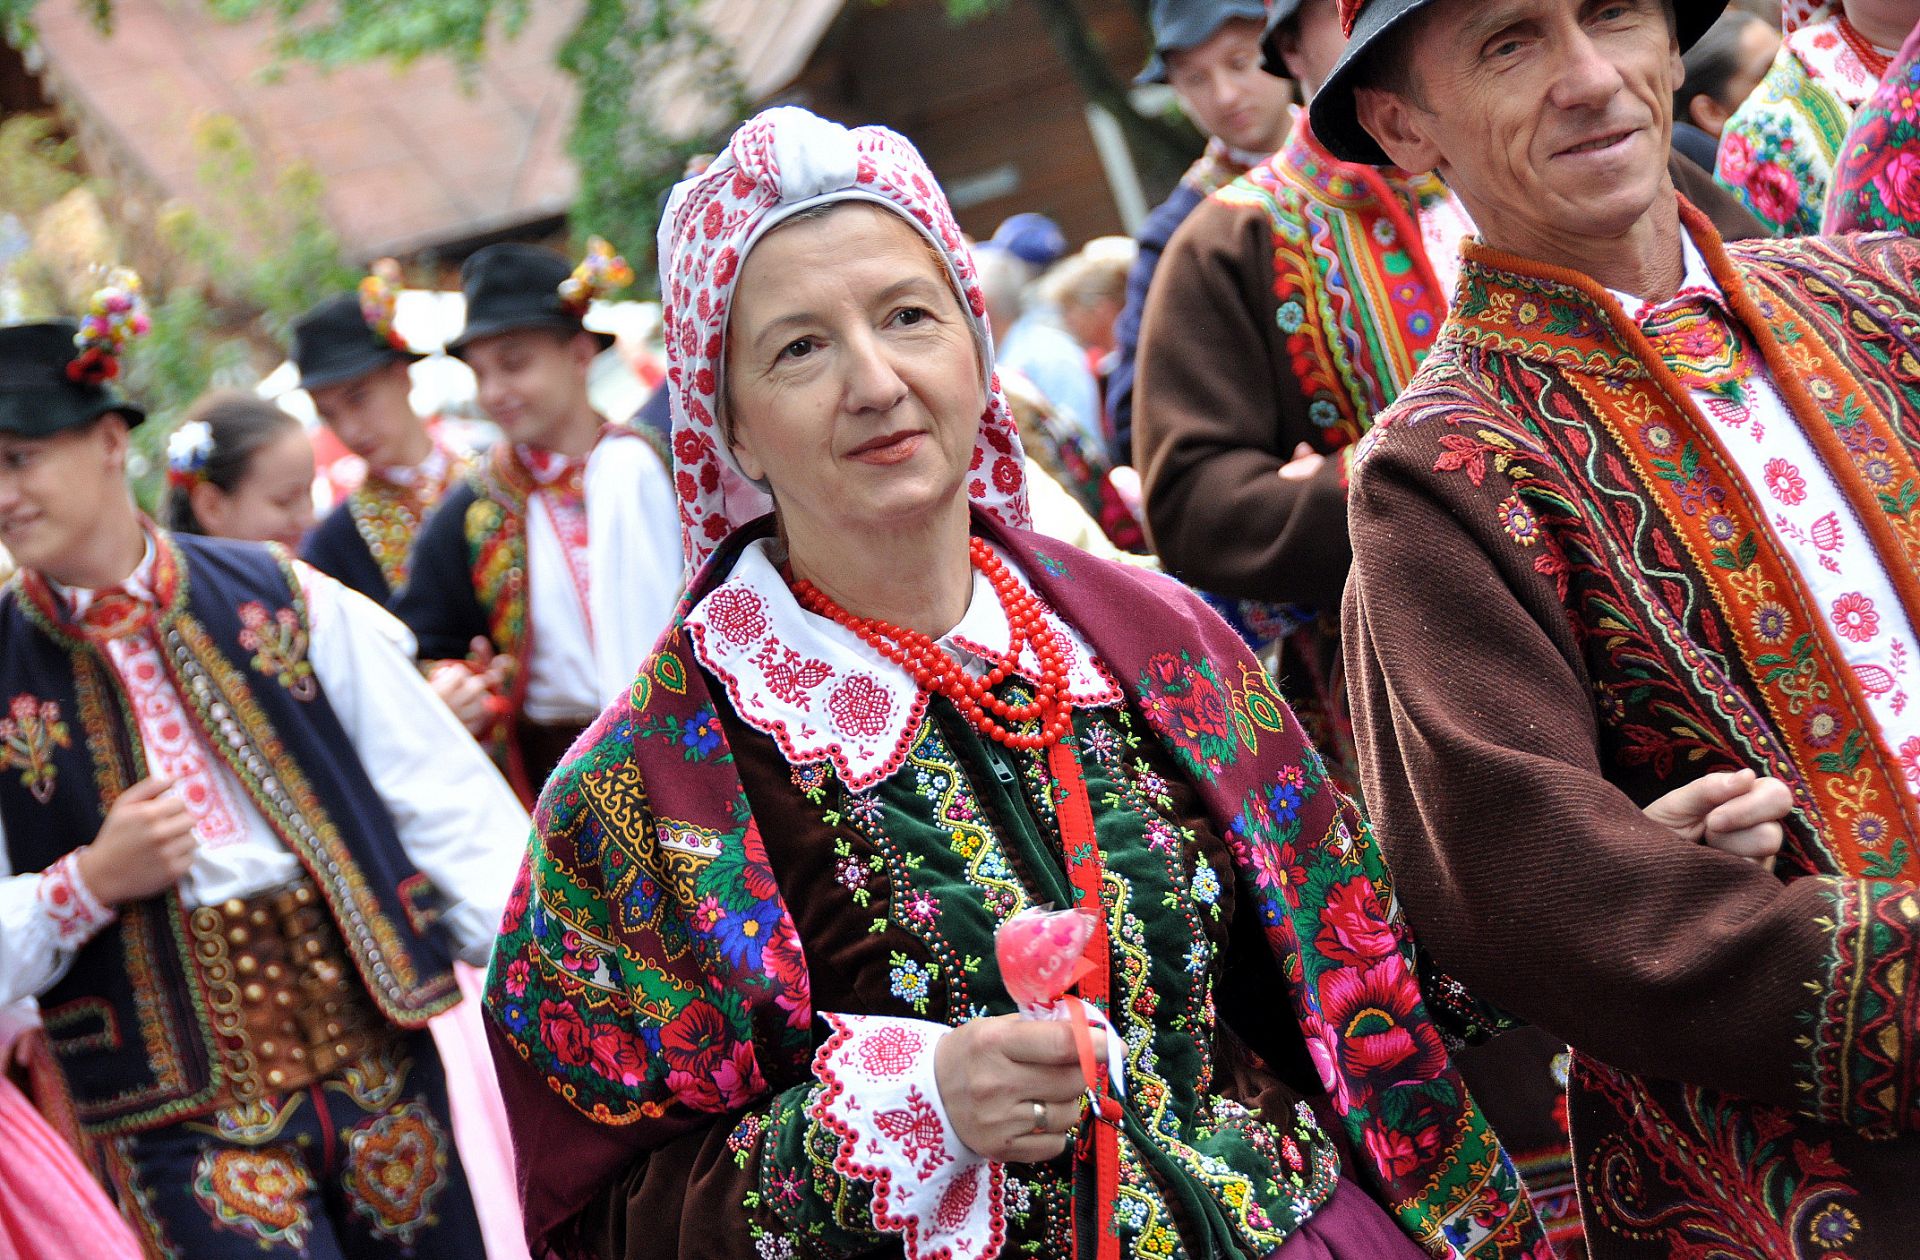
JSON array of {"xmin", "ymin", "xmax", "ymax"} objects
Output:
[
  {"xmin": 290, "ymin": 274, "xmax": 501, "ymax": 737},
  {"xmin": 1106, "ymin": 0, "xmax": 1296, "ymax": 466},
  {"xmin": 0, "ymin": 281, "xmax": 525, "ymax": 1254},
  {"xmin": 293, "ymin": 270, "xmax": 464, "ymax": 608},
  {"xmin": 391, "ymin": 240, "xmax": 681, "ymax": 805}
]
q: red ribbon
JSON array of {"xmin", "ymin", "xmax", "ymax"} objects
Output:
[{"xmin": 1048, "ymin": 739, "xmax": 1120, "ymax": 1260}]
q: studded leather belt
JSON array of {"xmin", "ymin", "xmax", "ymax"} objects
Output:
[{"xmin": 185, "ymin": 877, "xmax": 386, "ymax": 1105}]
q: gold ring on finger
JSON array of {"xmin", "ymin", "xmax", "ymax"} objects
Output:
[{"xmin": 1029, "ymin": 1099, "xmax": 1048, "ymax": 1135}]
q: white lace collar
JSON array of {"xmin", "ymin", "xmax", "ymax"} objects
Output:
[{"xmin": 685, "ymin": 538, "xmax": 1122, "ymax": 790}]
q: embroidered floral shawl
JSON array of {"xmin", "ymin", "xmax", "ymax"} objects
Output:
[{"xmin": 485, "ymin": 513, "xmax": 1547, "ymax": 1259}]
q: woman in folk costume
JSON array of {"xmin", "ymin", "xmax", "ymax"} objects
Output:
[{"xmin": 482, "ymin": 108, "xmax": 1789, "ymax": 1260}]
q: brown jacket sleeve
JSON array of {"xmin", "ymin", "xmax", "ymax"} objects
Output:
[
  {"xmin": 1343, "ymin": 411, "xmax": 1920, "ymax": 1132},
  {"xmin": 1133, "ymin": 194, "xmax": 1352, "ymax": 610}
]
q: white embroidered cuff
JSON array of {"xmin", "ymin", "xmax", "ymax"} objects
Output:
[
  {"xmin": 808, "ymin": 1013, "xmax": 1006, "ymax": 1260},
  {"xmin": 38, "ymin": 851, "xmax": 116, "ymax": 948}
]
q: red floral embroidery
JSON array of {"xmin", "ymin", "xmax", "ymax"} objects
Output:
[
  {"xmin": 705, "ymin": 587, "xmax": 771, "ymax": 645},
  {"xmin": 1831, "ymin": 593, "xmax": 1881, "ymax": 643},
  {"xmin": 1763, "ymin": 458, "xmax": 1808, "ymax": 505},
  {"xmin": 933, "ymin": 1169, "xmax": 981, "ymax": 1231},
  {"xmin": 237, "ymin": 602, "xmax": 317, "ymax": 701},
  {"xmin": 37, "ymin": 850, "xmax": 115, "ymax": 946},
  {"xmin": 752, "ymin": 643, "xmax": 832, "ymax": 704},
  {"xmin": 829, "ymin": 674, "xmax": 893, "ymax": 739},
  {"xmin": 857, "ymin": 1024, "xmax": 928, "ymax": 1077},
  {"xmin": 874, "ymin": 1087, "xmax": 952, "ymax": 1179},
  {"xmin": 1811, "ymin": 512, "xmax": 1845, "ymax": 553},
  {"xmin": 0, "ymin": 694, "xmax": 70, "ymax": 805}
]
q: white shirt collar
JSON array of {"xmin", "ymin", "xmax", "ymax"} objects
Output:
[
  {"xmin": 59, "ymin": 534, "xmax": 157, "ymax": 617},
  {"xmin": 1609, "ymin": 231, "xmax": 1722, "ymax": 324}
]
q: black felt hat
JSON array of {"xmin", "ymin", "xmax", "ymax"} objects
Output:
[
  {"xmin": 1136, "ymin": 0, "xmax": 1274, "ymax": 85},
  {"xmin": 0, "ymin": 321, "xmax": 145, "ymax": 437},
  {"xmin": 445, "ymin": 243, "xmax": 615, "ymax": 358},
  {"xmin": 289, "ymin": 293, "xmax": 425, "ymax": 391},
  {"xmin": 1309, "ymin": 0, "xmax": 1731, "ymax": 166}
]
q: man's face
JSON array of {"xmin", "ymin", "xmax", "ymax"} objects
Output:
[
  {"xmin": 0, "ymin": 418, "xmax": 129, "ymax": 578},
  {"xmin": 459, "ymin": 329, "xmax": 595, "ymax": 451},
  {"xmin": 1358, "ymin": 0, "xmax": 1682, "ymax": 257},
  {"xmin": 1166, "ymin": 16, "xmax": 1297, "ymax": 154},
  {"xmin": 308, "ymin": 360, "xmax": 420, "ymax": 469}
]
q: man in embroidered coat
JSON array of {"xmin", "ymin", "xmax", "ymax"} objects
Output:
[
  {"xmin": 1324, "ymin": 0, "xmax": 1920, "ymax": 1254},
  {"xmin": 0, "ymin": 309, "xmax": 528, "ymax": 1254},
  {"xmin": 391, "ymin": 242, "xmax": 682, "ymax": 804},
  {"xmin": 1716, "ymin": 0, "xmax": 1916, "ymax": 234},
  {"xmin": 1105, "ymin": 0, "xmax": 1296, "ymax": 467},
  {"xmin": 1133, "ymin": 0, "xmax": 1763, "ymax": 785}
]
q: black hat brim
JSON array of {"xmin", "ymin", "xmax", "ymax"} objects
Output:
[
  {"xmin": 1259, "ymin": 0, "xmax": 1310, "ymax": 75},
  {"xmin": 446, "ymin": 315, "xmax": 617, "ymax": 359},
  {"xmin": 1310, "ymin": 0, "xmax": 1730, "ymax": 166},
  {"xmin": 0, "ymin": 390, "xmax": 144, "ymax": 438},
  {"xmin": 296, "ymin": 345, "xmax": 427, "ymax": 392}
]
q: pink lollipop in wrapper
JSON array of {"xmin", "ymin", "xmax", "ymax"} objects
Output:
[{"xmin": 995, "ymin": 906, "xmax": 1095, "ymax": 1014}]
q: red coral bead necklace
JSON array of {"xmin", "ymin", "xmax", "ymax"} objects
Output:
[{"xmin": 789, "ymin": 535, "xmax": 1073, "ymax": 750}]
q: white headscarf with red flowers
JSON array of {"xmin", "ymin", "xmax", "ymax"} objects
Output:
[{"xmin": 656, "ymin": 106, "xmax": 1032, "ymax": 577}]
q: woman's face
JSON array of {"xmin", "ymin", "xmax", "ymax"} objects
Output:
[
  {"xmin": 724, "ymin": 203, "xmax": 986, "ymax": 554},
  {"xmin": 194, "ymin": 426, "xmax": 316, "ymax": 551}
]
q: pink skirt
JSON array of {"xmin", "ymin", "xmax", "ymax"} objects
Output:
[
  {"xmin": 431, "ymin": 962, "xmax": 532, "ymax": 1260},
  {"xmin": 0, "ymin": 1070, "xmax": 142, "ymax": 1260}
]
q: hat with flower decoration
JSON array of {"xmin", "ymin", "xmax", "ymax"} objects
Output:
[
  {"xmin": 0, "ymin": 268, "xmax": 149, "ymax": 437},
  {"xmin": 1309, "ymin": 0, "xmax": 1730, "ymax": 166},
  {"xmin": 289, "ymin": 261, "xmax": 426, "ymax": 390},
  {"xmin": 445, "ymin": 240, "xmax": 625, "ymax": 357}
]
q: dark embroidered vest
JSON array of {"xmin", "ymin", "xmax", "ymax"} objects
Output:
[{"xmin": 0, "ymin": 532, "xmax": 456, "ymax": 1134}]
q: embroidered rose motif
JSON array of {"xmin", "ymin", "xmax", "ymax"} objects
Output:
[
  {"xmin": 1897, "ymin": 736, "xmax": 1920, "ymax": 790},
  {"xmin": 1747, "ymin": 163, "xmax": 1803, "ymax": 229},
  {"xmin": 0, "ymin": 695, "xmax": 70, "ymax": 805},
  {"xmin": 828, "ymin": 674, "xmax": 893, "ymax": 740},
  {"xmin": 237, "ymin": 602, "xmax": 317, "ymax": 701},
  {"xmin": 1763, "ymin": 458, "xmax": 1808, "ymax": 505},
  {"xmin": 1830, "ymin": 592, "xmax": 1880, "ymax": 643}
]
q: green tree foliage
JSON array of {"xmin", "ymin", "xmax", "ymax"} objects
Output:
[{"xmin": 2, "ymin": 0, "xmax": 1191, "ymax": 287}]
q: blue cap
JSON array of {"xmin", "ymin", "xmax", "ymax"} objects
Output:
[
  {"xmin": 1136, "ymin": 0, "xmax": 1274, "ymax": 85},
  {"xmin": 990, "ymin": 213, "xmax": 1068, "ymax": 269}
]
